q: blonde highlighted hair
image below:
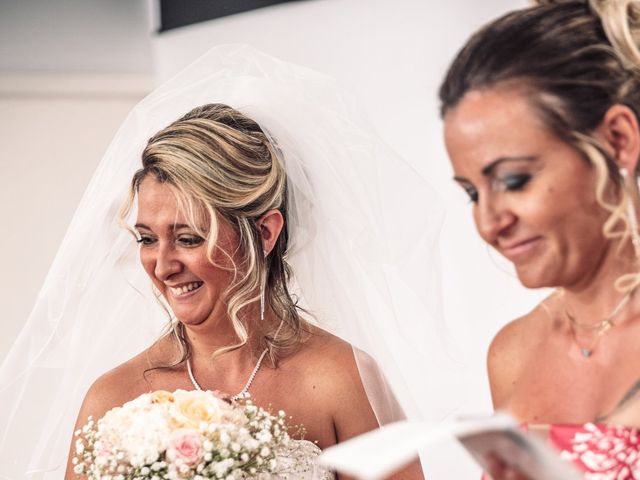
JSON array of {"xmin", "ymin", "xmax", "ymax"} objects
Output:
[
  {"xmin": 439, "ymin": 0, "xmax": 640, "ymax": 291},
  {"xmin": 120, "ymin": 103, "xmax": 310, "ymax": 366}
]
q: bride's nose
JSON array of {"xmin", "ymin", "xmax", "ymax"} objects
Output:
[{"xmin": 154, "ymin": 243, "xmax": 182, "ymax": 281}]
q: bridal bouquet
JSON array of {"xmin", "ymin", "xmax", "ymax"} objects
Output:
[{"xmin": 72, "ymin": 389, "xmax": 290, "ymax": 480}]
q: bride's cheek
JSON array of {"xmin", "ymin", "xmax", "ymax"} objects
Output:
[{"xmin": 139, "ymin": 251, "xmax": 156, "ymax": 278}]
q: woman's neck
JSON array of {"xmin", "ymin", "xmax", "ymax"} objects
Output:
[
  {"xmin": 560, "ymin": 242, "xmax": 639, "ymax": 325},
  {"xmin": 182, "ymin": 303, "xmax": 264, "ymax": 372}
]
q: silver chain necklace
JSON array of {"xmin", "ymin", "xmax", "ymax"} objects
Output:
[{"xmin": 186, "ymin": 321, "xmax": 284, "ymax": 401}]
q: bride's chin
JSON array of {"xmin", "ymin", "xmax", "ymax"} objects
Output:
[
  {"xmin": 168, "ymin": 300, "xmax": 212, "ymax": 326},
  {"xmin": 174, "ymin": 314, "xmax": 209, "ymax": 327}
]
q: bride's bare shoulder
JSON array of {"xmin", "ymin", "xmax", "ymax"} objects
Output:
[
  {"xmin": 78, "ymin": 335, "xmax": 176, "ymax": 422},
  {"xmin": 78, "ymin": 355, "xmax": 146, "ymax": 422},
  {"xmin": 295, "ymin": 324, "xmax": 357, "ymax": 368},
  {"xmin": 284, "ymin": 325, "xmax": 384, "ymax": 441},
  {"xmin": 286, "ymin": 325, "xmax": 370, "ymax": 401}
]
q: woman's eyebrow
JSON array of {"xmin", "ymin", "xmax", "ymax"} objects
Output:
[
  {"xmin": 133, "ymin": 223, "xmax": 193, "ymax": 230},
  {"xmin": 453, "ymin": 156, "xmax": 538, "ymax": 183},
  {"xmin": 481, "ymin": 155, "xmax": 538, "ymax": 176},
  {"xmin": 172, "ymin": 223, "xmax": 193, "ymax": 230}
]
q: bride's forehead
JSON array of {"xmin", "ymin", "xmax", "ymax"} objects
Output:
[
  {"xmin": 135, "ymin": 176, "xmax": 215, "ymax": 231},
  {"xmin": 137, "ymin": 177, "xmax": 180, "ymax": 213}
]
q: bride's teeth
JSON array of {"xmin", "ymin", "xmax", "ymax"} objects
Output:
[{"xmin": 171, "ymin": 282, "xmax": 202, "ymax": 296}]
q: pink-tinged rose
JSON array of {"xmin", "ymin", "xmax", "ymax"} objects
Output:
[
  {"xmin": 169, "ymin": 429, "xmax": 203, "ymax": 466},
  {"xmin": 97, "ymin": 439, "xmax": 114, "ymax": 458}
]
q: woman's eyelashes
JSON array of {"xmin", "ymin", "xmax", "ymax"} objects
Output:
[
  {"xmin": 177, "ymin": 235, "xmax": 205, "ymax": 247},
  {"xmin": 458, "ymin": 173, "xmax": 532, "ymax": 204},
  {"xmin": 136, "ymin": 233, "xmax": 156, "ymax": 246},
  {"xmin": 493, "ymin": 173, "xmax": 532, "ymax": 192},
  {"xmin": 134, "ymin": 232, "xmax": 205, "ymax": 247},
  {"xmin": 462, "ymin": 184, "xmax": 479, "ymax": 203}
]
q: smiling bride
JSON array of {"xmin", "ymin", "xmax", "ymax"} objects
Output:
[{"xmin": 0, "ymin": 45, "xmax": 444, "ymax": 480}]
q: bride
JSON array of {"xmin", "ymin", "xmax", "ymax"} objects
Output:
[
  {"xmin": 64, "ymin": 101, "xmax": 393, "ymax": 478},
  {"xmin": 0, "ymin": 46, "xmax": 444, "ymax": 479}
]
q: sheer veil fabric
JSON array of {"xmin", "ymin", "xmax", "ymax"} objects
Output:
[{"xmin": 0, "ymin": 45, "xmax": 458, "ymax": 478}]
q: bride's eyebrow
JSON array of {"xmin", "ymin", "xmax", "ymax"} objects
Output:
[
  {"xmin": 133, "ymin": 223, "xmax": 195, "ymax": 230},
  {"xmin": 172, "ymin": 223, "xmax": 194, "ymax": 230}
]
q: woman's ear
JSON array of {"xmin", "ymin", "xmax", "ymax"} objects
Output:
[
  {"xmin": 256, "ymin": 209, "xmax": 284, "ymax": 255},
  {"xmin": 596, "ymin": 104, "xmax": 640, "ymax": 173}
]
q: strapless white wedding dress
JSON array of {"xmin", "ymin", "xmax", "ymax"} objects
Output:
[{"xmin": 272, "ymin": 439, "xmax": 335, "ymax": 480}]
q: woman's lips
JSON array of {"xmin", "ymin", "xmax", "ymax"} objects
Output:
[{"xmin": 500, "ymin": 236, "xmax": 543, "ymax": 261}]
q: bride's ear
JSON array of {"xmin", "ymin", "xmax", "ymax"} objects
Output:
[{"xmin": 256, "ymin": 209, "xmax": 284, "ymax": 255}]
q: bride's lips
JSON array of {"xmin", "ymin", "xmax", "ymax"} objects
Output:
[
  {"xmin": 167, "ymin": 281, "xmax": 204, "ymax": 299},
  {"xmin": 499, "ymin": 236, "xmax": 543, "ymax": 262}
]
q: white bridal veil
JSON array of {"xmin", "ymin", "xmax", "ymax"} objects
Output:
[{"xmin": 0, "ymin": 45, "xmax": 458, "ymax": 479}]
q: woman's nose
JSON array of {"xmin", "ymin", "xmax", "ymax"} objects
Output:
[
  {"xmin": 154, "ymin": 243, "xmax": 182, "ymax": 281},
  {"xmin": 475, "ymin": 196, "xmax": 516, "ymax": 245}
]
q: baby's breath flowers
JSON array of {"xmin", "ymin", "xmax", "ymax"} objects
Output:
[{"xmin": 73, "ymin": 390, "xmax": 290, "ymax": 480}]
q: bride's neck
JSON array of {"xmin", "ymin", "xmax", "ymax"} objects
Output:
[{"xmin": 181, "ymin": 306, "xmax": 264, "ymax": 369}]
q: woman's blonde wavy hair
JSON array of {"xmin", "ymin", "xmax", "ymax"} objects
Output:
[
  {"xmin": 439, "ymin": 0, "xmax": 640, "ymax": 291},
  {"xmin": 120, "ymin": 103, "xmax": 310, "ymax": 367}
]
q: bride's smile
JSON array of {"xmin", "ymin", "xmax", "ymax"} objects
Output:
[
  {"xmin": 167, "ymin": 281, "xmax": 204, "ymax": 297},
  {"xmin": 134, "ymin": 175, "xmax": 239, "ymax": 327}
]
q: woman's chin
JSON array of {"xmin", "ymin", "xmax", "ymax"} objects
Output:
[
  {"xmin": 515, "ymin": 267, "xmax": 555, "ymax": 290},
  {"xmin": 173, "ymin": 313, "xmax": 209, "ymax": 327}
]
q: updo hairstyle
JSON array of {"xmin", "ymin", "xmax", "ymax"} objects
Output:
[{"xmin": 121, "ymin": 103, "xmax": 309, "ymax": 366}]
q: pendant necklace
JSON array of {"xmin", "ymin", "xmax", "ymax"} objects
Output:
[{"xmin": 565, "ymin": 289, "xmax": 634, "ymax": 358}]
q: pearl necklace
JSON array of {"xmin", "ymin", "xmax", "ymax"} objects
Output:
[
  {"xmin": 187, "ymin": 348, "xmax": 268, "ymax": 401},
  {"xmin": 186, "ymin": 321, "xmax": 284, "ymax": 401}
]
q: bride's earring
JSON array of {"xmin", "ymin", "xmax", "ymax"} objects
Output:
[
  {"xmin": 620, "ymin": 167, "xmax": 640, "ymax": 257},
  {"xmin": 260, "ymin": 279, "xmax": 266, "ymax": 322},
  {"xmin": 260, "ymin": 250, "xmax": 268, "ymax": 321}
]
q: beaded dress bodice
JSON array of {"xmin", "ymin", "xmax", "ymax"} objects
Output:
[{"xmin": 272, "ymin": 439, "xmax": 335, "ymax": 480}]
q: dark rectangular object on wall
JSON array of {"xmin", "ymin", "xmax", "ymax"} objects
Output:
[{"xmin": 159, "ymin": 0, "xmax": 304, "ymax": 32}]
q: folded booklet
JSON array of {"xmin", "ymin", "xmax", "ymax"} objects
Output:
[{"xmin": 318, "ymin": 413, "xmax": 582, "ymax": 480}]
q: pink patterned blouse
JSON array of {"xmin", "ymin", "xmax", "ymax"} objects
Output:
[
  {"xmin": 550, "ymin": 423, "xmax": 640, "ymax": 478},
  {"xmin": 478, "ymin": 423, "xmax": 640, "ymax": 479}
]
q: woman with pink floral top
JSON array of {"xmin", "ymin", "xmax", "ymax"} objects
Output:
[{"xmin": 440, "ymin": 0, "xmax": 640, "ymax": 478}]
